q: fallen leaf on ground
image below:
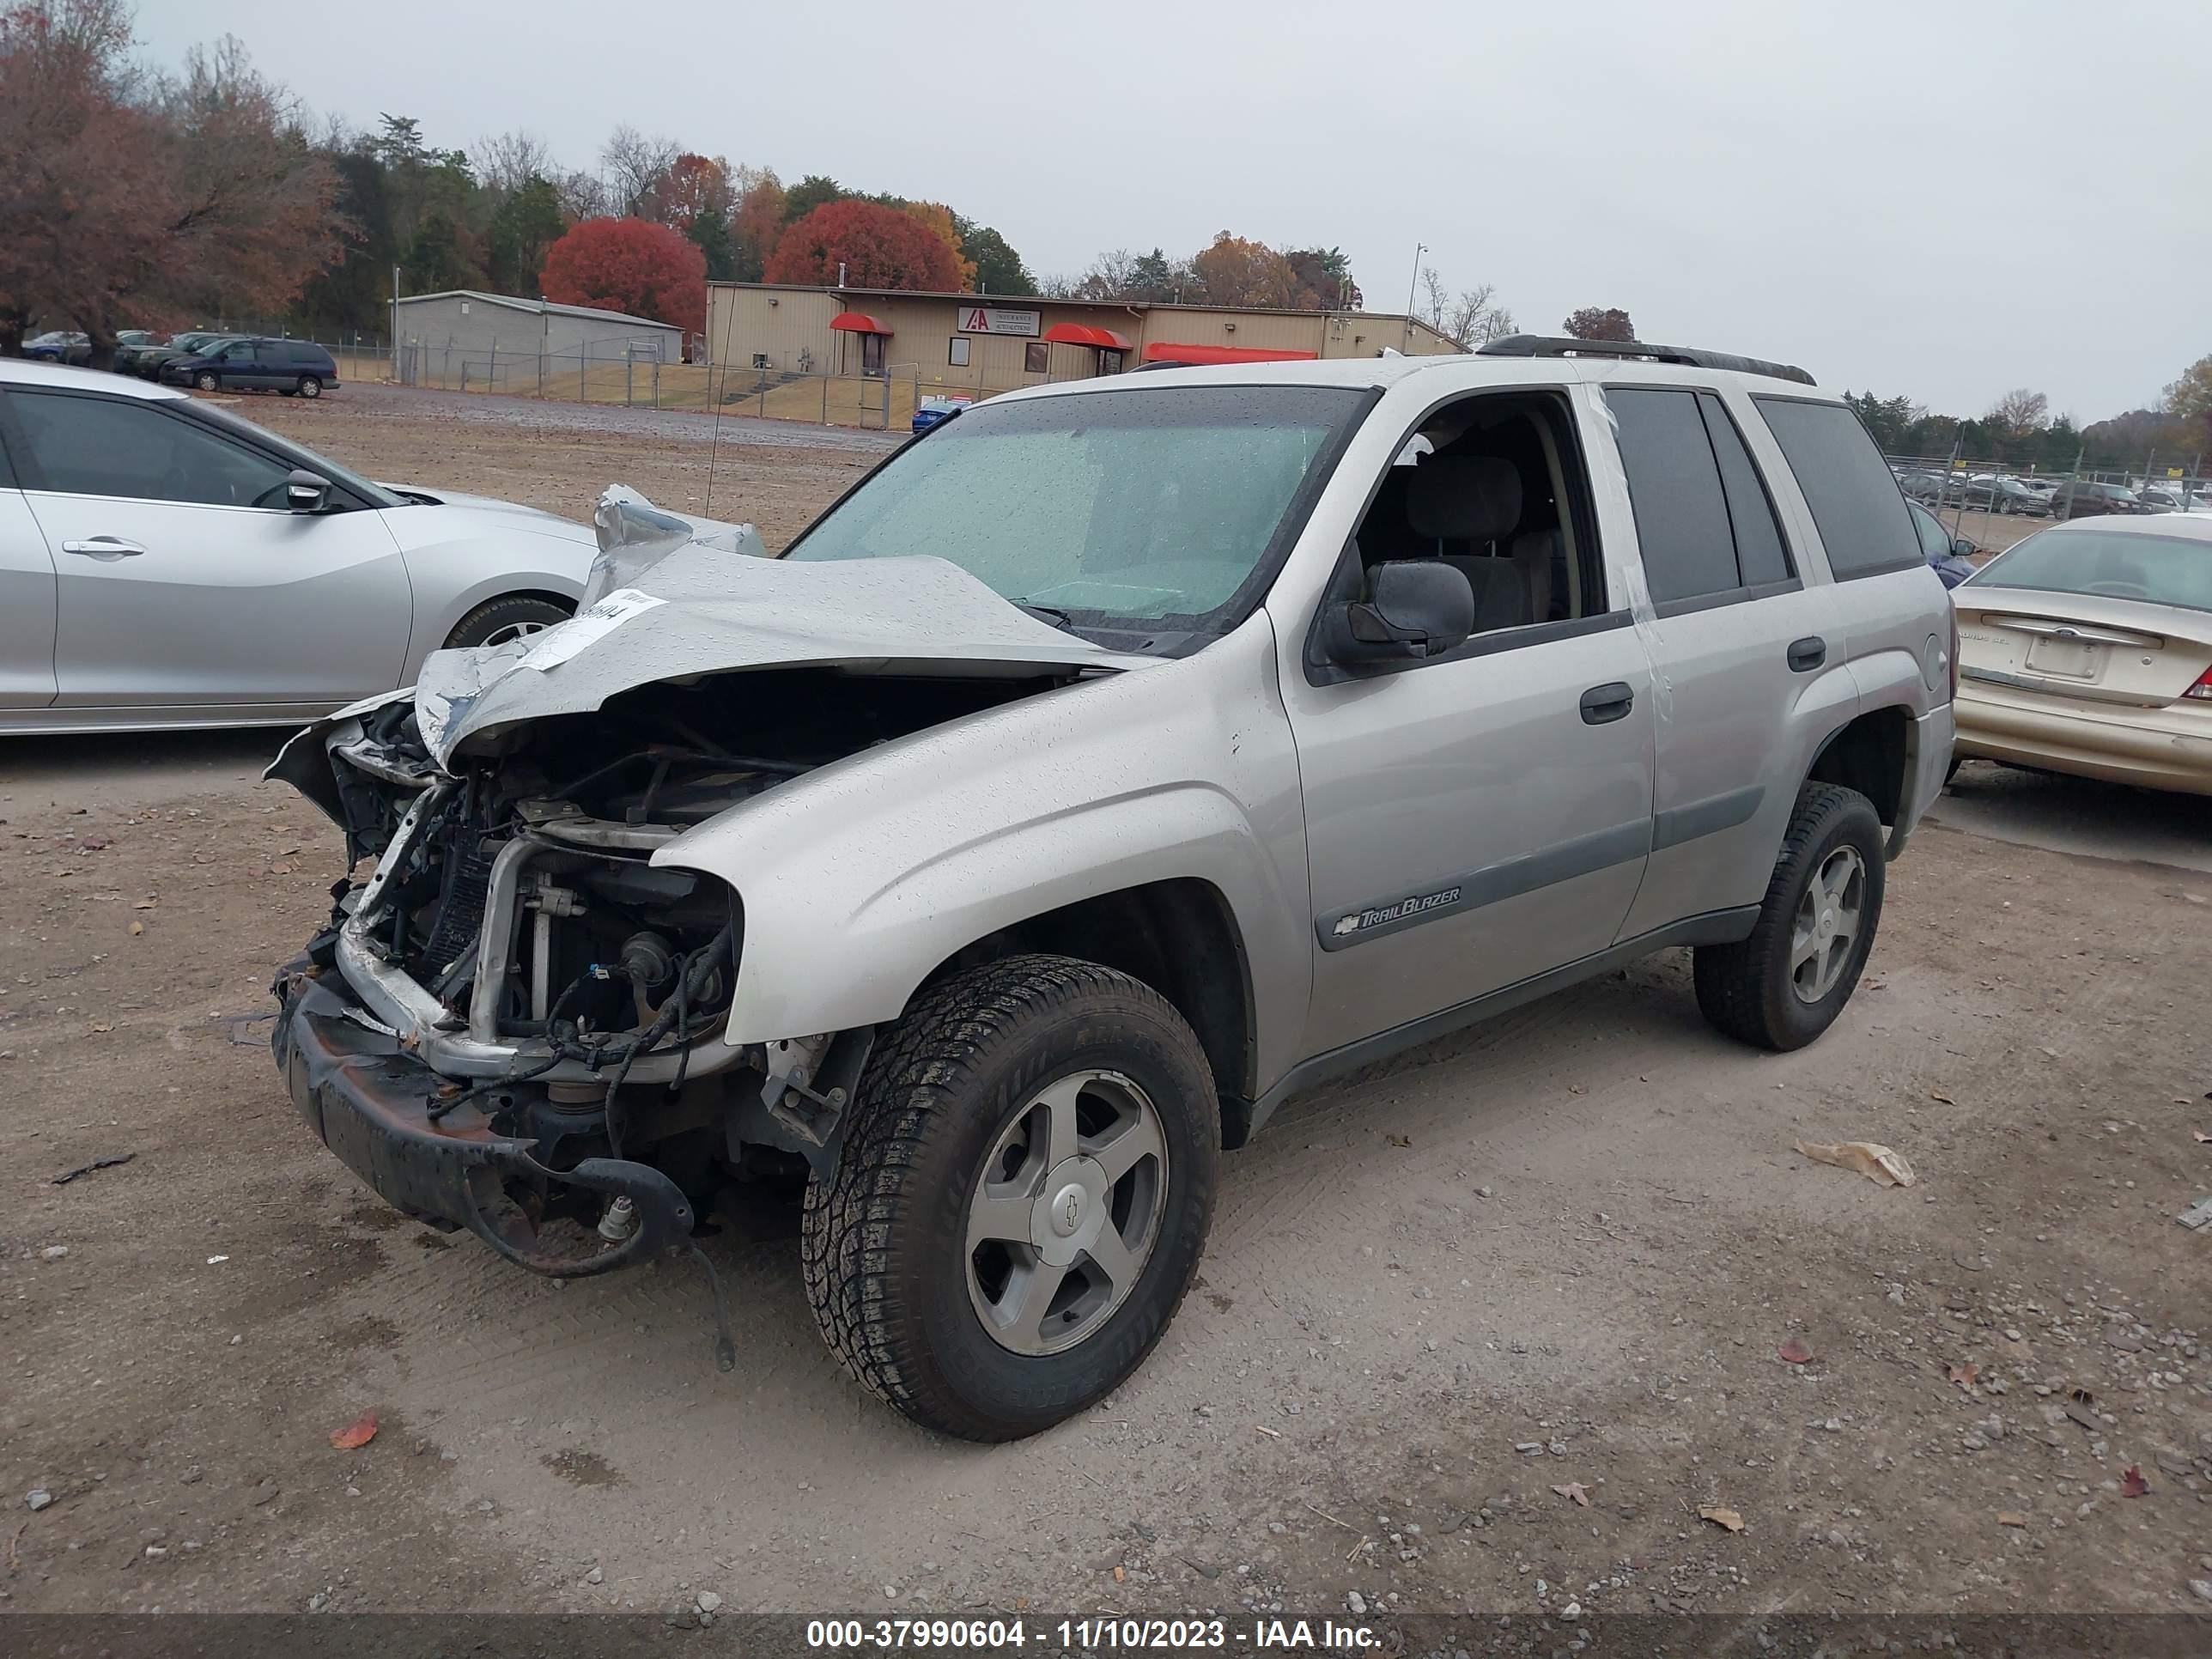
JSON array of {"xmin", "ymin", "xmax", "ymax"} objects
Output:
[
  {"xmin": 1697, "ymin": 1506, "xmax": 1744, "ymax": 1533},
  {"xmin": 1929, "ymin": 1090, "xmax": 1955, "ymax": 1104},
  {"xmin": 1384, "ymin": 1133, "xmax": 1411, "ymax": 1148},
  {"xmin": 1862, "ymin": 976, "xmax": 1887, "ymax": 991},
  {"xmin": 129, "ymin": 921, "xmax": 143, "ymax": 936},
  {"xmin": 1778, "ymin": 1338, "xmax": 1813, "ymax": 1364},
  {"xmin": 1551, "ymin": 1483, "xmax": 1590, "ymax": 1507},
  {"xmin": 2120, "ymin": 1465, "xmax": 2148, "ymax": 1498},
  {"xmin": 88, "ymin": 1022, "xmax": 112, "ymax": 1034},
  {"xmin": 1112, "ymin": 1565, "xmax": 1125, "ymax": 1583},
  {"xmin": 1948, "ymin": 1362, "xmax": 1979, "ymax": 1390},
  {"xmin": 329, "ymin": 1412, "xmax": 379, "ymax": 1450},
  {"xmin": 1997, "ymin": 1511, "xmax": 2029, "ymax": 1528},
  {"xmin": 132, "ymin": 897, "xmax": 157, "ymax": 909},
  {"xmin": 1796, "ymin": 1139, "xmax": 1916, "ymax": 1187},
  {"xmin": 2194, "ymin": 1129, "xmax": 2211, "ymax": 1144}
]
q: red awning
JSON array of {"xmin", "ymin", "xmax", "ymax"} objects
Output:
[
  {"xmin": 1042, "ymin": 322, "xmax": 1133, "ymax": 351},
  {"xmin": 830, "ymin": 311, "xmax": 891, "ymax": 335},
  {"xmin": 1140, "ymin": 342, "xmax": 1319, "ymax": 366}
]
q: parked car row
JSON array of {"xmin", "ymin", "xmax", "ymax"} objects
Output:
[
  {"xmin": 17, "ymin": 329, "xmax": 340, "ymax": 398},
  {"xmin": 1890, "ymin": 463, "xmax": 2179, "ymax": 520}
]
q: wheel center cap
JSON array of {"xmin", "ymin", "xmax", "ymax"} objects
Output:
[{"xmin": 1049, "ymin": 1183, "xmax": 1085, "ymax": 1237}]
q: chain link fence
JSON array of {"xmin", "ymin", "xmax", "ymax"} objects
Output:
[{"xmin": 1885, "ymin": 452, "xmax": 2209, "ymax": 550}]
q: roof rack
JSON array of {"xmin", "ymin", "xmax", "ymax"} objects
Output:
[{"xmin": 1477, "ymin": 334, "xmax": 1814, "ymax": 386}]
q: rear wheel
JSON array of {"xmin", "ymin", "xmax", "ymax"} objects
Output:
[
  {"xmin": 297, "ymin": 374, "xmax": 322, "ymax": 398},
  {"xmin": 802, "ymin": 954, "xmax": 1218, "ymax": 1441},
  {"xmin": 443, "ymin": 595, "xmax": 571, "ymax": 650},
  {"xmin": 1694, "ymin": 783, "xmax": 1886, "ymax": 1052}
]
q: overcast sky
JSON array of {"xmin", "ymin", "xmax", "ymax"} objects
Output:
[{"xmin": 144, "ymin": 0, "xmax": 2204, "ymax": 424}]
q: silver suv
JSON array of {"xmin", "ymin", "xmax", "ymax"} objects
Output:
[{"xmin": 268, "ymin": 337, "xmax": 1955, "ymax": 1441}]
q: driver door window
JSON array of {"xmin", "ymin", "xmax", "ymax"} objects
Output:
[{"xmin": 9, "ymin": 391, "xmax": 293, "ymax": 508}]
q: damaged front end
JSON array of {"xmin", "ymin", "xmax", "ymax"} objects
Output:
[{"xmin": 268, "ymin": 489, "xmax": 1129, "ymax": 1369}]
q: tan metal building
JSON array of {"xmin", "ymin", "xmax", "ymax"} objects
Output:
[{"xmin": 705, "ymin": 283, "xmax": 1462, "ymax": 401}]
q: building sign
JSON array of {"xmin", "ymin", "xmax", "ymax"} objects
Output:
[{"xmin": 956, "ymin": 306, "xmax": 1042, "ymax": 337}]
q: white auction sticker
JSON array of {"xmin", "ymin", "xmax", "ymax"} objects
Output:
[{"xmin": 517, "ymin": 587, "xmax": 665, "ymax": 672}]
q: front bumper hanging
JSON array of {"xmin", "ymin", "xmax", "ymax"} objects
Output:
[{"xmin": 273, "ymin": 963, "xmax": 696, "ymax": 1278}]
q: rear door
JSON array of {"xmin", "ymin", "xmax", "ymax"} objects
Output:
[
  {"xmin": 1, "ymin": 386, "xmax": 413, "ymax": 708},
  {"xmin": 1599, "ymin": 383, "xmax": 1849, "ymax": 937}
]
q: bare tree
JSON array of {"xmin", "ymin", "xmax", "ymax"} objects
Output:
[
  {"xmin": 1418, "ymin": 267, "xmax": 1516, "ymax": 348},
  {"xmin": 1985, "ymin": 386, "xmax": 2049, "ymax": 435},
  {"xmin": 474, "ymin": 128, "xmax": 554, "ymax": 198},
  {"xmin": 600, "ymin": 124, "xmax": 678, "ymax": 219},
  {"xmin": 556, "ymin": 169, "xmax": 611, "ymax": 222}
]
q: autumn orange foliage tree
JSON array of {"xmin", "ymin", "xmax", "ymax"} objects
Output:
[
  {"xmin": 902, "ymin": 202, "xmax": 976, "ymax": 291},
  {"xmin": 540, "ymin": 216, "xmax": 706, "ymax": 331},
  {"xmin": 763, "ymin": 199, "xmax": 961, "ymax": 291},
  {"xmin": 0, "ymin": 0, "xmax": 341, "ymax": 362}
]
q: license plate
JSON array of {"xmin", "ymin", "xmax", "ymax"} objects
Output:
[{"xmin": 2025, "ymin": 636, "xmax": 2104, "ymax": 679}]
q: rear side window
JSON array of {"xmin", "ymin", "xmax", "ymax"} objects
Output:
[
  {"xmin": 1607, "ymin": 387, "xmax": 1739, "ymax": 605},
  {"xmin": 1607, "ymin": 387, "xmax": 1795, "ymax": 606},
  {"xmin": 1696, "ymin": 392, "xmax": 1792, "ymax": 586},
  {"xmin": 1753, "ymin": 398, "xmax": 1920, "ymax": 579}
]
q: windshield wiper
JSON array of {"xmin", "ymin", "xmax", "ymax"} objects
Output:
[{"xmin": 1012, "ymin": 599, "xmax": 1079, "ymax": 634}]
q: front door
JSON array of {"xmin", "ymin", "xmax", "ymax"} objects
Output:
[
  {"xmin": 3, "ymin": 386, "xmax": 412, "ymax": 708},
  {"xmin": 1277, "ymin": 393, "xmax": 1658, "ymax": 1062}
]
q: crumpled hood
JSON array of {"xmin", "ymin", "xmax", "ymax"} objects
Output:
[{"xmin": 411, "ymin": 542, "xmax": 1151, "ymax": 765}]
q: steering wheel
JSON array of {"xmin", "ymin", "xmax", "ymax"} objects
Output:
[{"xmin": 2083, "ymin": 580, "xmax": 2148, "ymax": 599}]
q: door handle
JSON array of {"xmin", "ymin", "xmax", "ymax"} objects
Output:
[
  {"xmin": 1578, "ymin": 681, "xmax": 1635, "ymax": 725},
  {"xmin": 61, "ymin": 537, "xmax": 146, "ymax": 560},
  {"xmin": 1787, "ymin": 635, "xmax": 1826, "ymax": 672}
]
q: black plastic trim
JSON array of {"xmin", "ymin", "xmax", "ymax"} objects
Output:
[
  {"xmin": 1651, "ymin": 785, "xmax": 1765, "ymax": 852},
  {"xmin": 1316, "ymin": 817, "xmax": 1652, "ymax": 952},
  {"xmin": 1650, "ymin": 577, "xmax": 1804, "ymax": 620},
  {"xmin": 1252, "ymin": 905, "xmax": 1765, "ymax": 1135},
  {"xmin": 1480, "ymin": 334, "xmax": 1815, "ymax": 386}
]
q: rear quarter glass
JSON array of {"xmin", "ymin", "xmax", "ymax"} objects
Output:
[{"xmin": 1752, "ymin": 396, "xmax": 1921, "ymax": 580}]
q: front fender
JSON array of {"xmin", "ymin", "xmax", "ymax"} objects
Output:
[{"xmin": 652, "ymin": 618, "xmax": 1313, "ymax": 1087}]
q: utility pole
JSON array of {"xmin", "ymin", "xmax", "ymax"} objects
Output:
[
  {"xmin": 1403, "ymin": 243, "xmax": 1426, "ymax": 351},
  {"xmin": 390, "ymin": 265, "xmax": 400, "ymax": 380}
]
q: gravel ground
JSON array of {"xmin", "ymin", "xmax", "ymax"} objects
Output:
[{"xmin": 3, "ymin": 392, "xmax": 2209, "ymax": 1636}]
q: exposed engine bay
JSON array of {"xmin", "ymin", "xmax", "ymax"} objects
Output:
[{"xmin": 281, "ymin": 668, "xmax": 1058, "ymax": 1285}]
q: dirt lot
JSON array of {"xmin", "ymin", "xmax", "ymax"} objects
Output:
[{"xmin": 3, "ymin": 390, "xmax": 2210, "ymax": 1638}]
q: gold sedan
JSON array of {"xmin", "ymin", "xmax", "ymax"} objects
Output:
[{"xmin": 1951, "ymin": 514, "xmax": 2212, "ymax": 796}]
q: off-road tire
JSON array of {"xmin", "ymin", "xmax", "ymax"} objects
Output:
[
  {"xmin": 1693, "ymin": 782, "xmax": 1886, "ymax": 1052},
  {"xmin": 801, "ymin": 954, "xmax": 1218, "ymax": 1441},
  {"xmin": 443, "ymin": 594, "xmax": 572, "ymax": 650}
]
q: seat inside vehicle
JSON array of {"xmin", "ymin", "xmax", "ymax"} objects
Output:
[{"xmin": 1347, "ymin": 394, "xmax": 1602, "ymax": 633}]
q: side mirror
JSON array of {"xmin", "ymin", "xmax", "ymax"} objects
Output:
[
  {"xmin": 1951, "ymin": 538, "xmax": 1976, "ymax": 558},
  {"xmin": 285, "ymin": 468, "xmax": 331, "ymax": 512},
  {"xmin": 1321, "ymin": 559, "xmax": 1474, "ymax": 666}
]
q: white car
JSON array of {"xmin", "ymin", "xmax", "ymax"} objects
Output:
[{"xmin": 0, "ymin": 361, "xmax": 596, "ymax": 735}]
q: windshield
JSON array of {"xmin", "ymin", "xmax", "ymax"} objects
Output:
[
  {"xmin": 1964, "ymin": 527, "xmax": 2212, "ymax": 613},
  {"xmin": 783, "ymin": 383, "xmax": 1370, "ymax": 647}
]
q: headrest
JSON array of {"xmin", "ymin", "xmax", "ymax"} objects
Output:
[{"xmin": 1406, "ymin": 455, "xmax": 1522, "ymax": 542}]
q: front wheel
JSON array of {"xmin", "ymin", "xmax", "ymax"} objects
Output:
[
  {"xmin": 443, "ymin": 594, "xmax": 571, "ymax": 650},
  {"xmin": 1693, "ymin": 782, "xmax": 1887, "ymax": 1052},
  {"xmin": 193, "ymin": 370, "xmax": 218, "ymax": 392},
  {"xmin": 802, "ymin": 955, "xmax": 1218, "ymax": 1441}
]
